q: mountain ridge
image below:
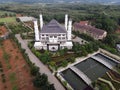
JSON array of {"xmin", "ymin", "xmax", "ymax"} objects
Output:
[{"xmin": 0, "ymin": 0, "xmax": 120, "ymax": 5}]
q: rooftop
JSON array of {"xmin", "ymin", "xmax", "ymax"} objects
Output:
[
  {"xmin": 17, "ymin": 16, "xmax": 36, "ymax": 22},
  {"xmin": 79, "ymin": 21, "xmax": 89, "ymax": 25},
  {"xmin": 73, "ymin": 23, "xmax": 106, "ymax": 36},
  {"xmin": 117, "ymin": 44, "xmax": 120, "ymax": 48},
  {"xmin": 40, "ymin": 19, "xmax": 67, "ymax": 34}
]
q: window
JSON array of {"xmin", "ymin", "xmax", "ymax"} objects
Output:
[
  {"xmin": 42, "ymin": 34, "xmax": 44, "ymax": 36},
  {"xmin": 50, "ymin": 36, "xmax": 53, "ymax": 38},
  {"xmin": 46, "ymin": 37, "xmax": 49, "ymax": 40},
  {"xmin": 42, "ymin": 38, "xmax": 45, "ymax": 40},
  {"xmin": 54, "ymin": 36, "xmax": 57, "ymax": 38},
  {"xmin": 58, "ymin": 37, "xmax": 61, "ymax": 40},
  {"xmin": 62, "ymin": 37, "xmax": 65, "ymax": 39}
]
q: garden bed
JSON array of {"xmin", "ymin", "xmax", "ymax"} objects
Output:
[{"xmin": 102, "ymin": 71, "xmax": 120, "ymax": 90}]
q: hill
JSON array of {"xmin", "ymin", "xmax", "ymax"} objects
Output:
[{"xmin": 0, "ymin": 0, "xmax": 120, "ymax": 5}]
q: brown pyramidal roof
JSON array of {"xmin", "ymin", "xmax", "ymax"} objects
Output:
[{"xmin": 40, "ymin": 19, "xmax": 67, "ymax": 33}]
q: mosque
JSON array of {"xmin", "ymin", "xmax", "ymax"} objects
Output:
[{"xmin": 34, "ymin": 14, "xmax": 73, "ymax": 51}]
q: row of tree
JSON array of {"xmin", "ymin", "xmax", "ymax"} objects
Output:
[
  {"xmin": 0, "ymin": 13, "xmax": 15, "ymax": 18},
  {"xmin": 92, "ymin": 14, "xmax": 118, "ymax": 34},
  {"xmin": 10, "ymin": 33, "xmax": 55, "ymax": 90}
]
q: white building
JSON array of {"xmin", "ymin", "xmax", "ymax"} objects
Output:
[
  {"xmin": 17, "ymin": 16, "xmax": 36, "ymax": 22},
  {"xmin": 116, "ymin": 44, "xmax": 120, "ymax": 52},
  {"xmin": 34, "ymin": 14, "xmax": 73, "ymax": 51}
]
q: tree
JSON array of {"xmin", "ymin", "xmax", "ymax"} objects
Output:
[
  {"xmin": 40, "ymin": 51, "xmax": 51, "ymax": 64},
  {"xmin": 104, "ymin": 34, "xmax": 119, "ymax": 47},
  {"xmin": 93, "ymin": 14, "xmax": 118, "ymax": 33},
  {"xmin": 33, "ymin": 73, "xmax": 48, "ymax": 87},
  {"xmin": 30, "ymin": 65, "xmax": 39, "ymax": 76},
  {"xmin": 0, "ymin": 38, "xmax": 3, "ymax": 46},
  {"xmin": 42, "ymin": 84, "xmax": 55, "ymax": 90}
]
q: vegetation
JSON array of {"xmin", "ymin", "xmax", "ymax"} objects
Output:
[
  {"xmin": 29, "ymin": 40, "xmax": 98, "ymax": 70},
  {"xmin": 0, "ymin": 4, "xmax": 120, "ymax": 23},
  {"xmin": 21, "ymin": 33, "xmax": 34, "ymax": 39},
  {"xmin": 0, "ymin": 10, "xmax": 15, "ymax": 18},
  {"xmin": 0, "ymin": 3, "xmax": 120, "ymax": 90},
  {"xmin": 10, "ymin": 33, "xmax": 55, "ymax": 90},
  {"xmin": 8, "ymin": 23, "xmax": 31, "ymax": 34},
  {"xmin": 9, "ymin": 73, "xmax": 18, "ymax": 90},
  {"xmin": 73, "ymin": 30, "xmax": 120, "ymax": 56},
  {"xmin": 92, "ymin": 14, "xmax": 118, "ymax": 33},
  {"xmin": 0, "ymin": 17, "xmax": 16, "ymax": 23},
  {"xmin": 30, "ymin": 44, "xmax": 76, "ymax": 69},
  {"xmin": 2, "ymin": 48, "xmax": 11, "ymax": 69}
]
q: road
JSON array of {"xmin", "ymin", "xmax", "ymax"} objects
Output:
[{"xmin": 15, "ymin": 34, "xmax": 65, "ymax": 90}]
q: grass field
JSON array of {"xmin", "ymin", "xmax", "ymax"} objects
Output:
[
  {"xmin": 0, "ymin": 10, "xmax": 15, "ymax": 15},
  {"xmin": 0, "ymin": 17, "xmax": 16, "ymax": 23}
]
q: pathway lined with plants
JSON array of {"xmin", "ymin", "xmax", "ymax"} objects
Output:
[
  {"xmin": 15, "ymin": 34, "xmax": 65, "ymax": 90},
  {"xmin": 98, "ymin": 78, "xmax": 116, "ymax": 90}
]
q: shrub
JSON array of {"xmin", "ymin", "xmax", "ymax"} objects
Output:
[
  {"xmin": 61, "ymin": 60, "xmax": 68, "ymax": 67},
  {"xmin": 33, "ymin": 73, "xmax": 48, "ymax": 87},
  {"xmin": 30, "ymin": 65, "xmax": 39, "ymax": 76},
  {"xmin": 2, "ymin": 78, "xmax": 6, "ymax": 83}
]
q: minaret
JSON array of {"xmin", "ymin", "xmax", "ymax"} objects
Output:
[
  {"xmin": 67, "ymin": 19, "xmax": 72, "ymax": 41},
  {"xmin": 65, "ymin": 14, "xmax": 68, "ymax": 30},
  {"xmin": 34, "ymin": 20, "xmax": 39, "ymax": 41},
  {"xmin": 39, "ymin": 14, "xmax": 43, "ymax": 30}
]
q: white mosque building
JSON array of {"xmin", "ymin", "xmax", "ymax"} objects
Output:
[{"xmin": 34, "ymin": 14, "xmax": 73, "ymax": 51}]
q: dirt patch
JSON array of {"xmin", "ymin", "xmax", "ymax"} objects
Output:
[
  {"xmin": 0, "ymin": 26, "xmax": 8, "ymax": 36},
  {"xmin": 0, "ymin": 39, "xmax": 36, "ymax": 90}
]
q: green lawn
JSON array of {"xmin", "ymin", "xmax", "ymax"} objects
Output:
[
  {"xmin": 0, "ymin": 17, "xmax": 16, "ymax": 23},
  {"xmin": 0, "ymin": 10, "xmax": 15, "ymax": 15}
]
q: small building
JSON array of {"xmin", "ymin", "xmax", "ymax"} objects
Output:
[
  {"xmin": 73, "ymin": 22, "xmax": 107, "ymax": 40},
  {"xmin": 116, "ymin": 44, "xmax": 120, "ymax": 52},
  {"xmin": 17, "ymin": 16, "xmax": 36, "ymax": 22},
  {"xmin": 16, "ymin": 16, "xmax": 36, "ymax": 30},
  {"xmin": 34, "ymin": 14, "xmax": 73, "ymax": 51},
  {"xmin": 79, "ymin": 21, "xmax": 89, "ymax": 26}
]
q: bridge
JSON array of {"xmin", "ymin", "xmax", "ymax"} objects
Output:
[
  {"xmin": 91, "ymin": 56, "xmax": 113, "ymax": 70},
  {"xmin": 70, "ymin": 66, "xmax": 92, "ymax": 85}
]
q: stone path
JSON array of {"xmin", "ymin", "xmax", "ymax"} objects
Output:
[{"xmin": 15, "ymin": 34, "xmax": 65, "ymax": 90}]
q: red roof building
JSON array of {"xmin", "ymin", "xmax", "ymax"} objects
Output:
[
  {"xmin": 73, "ymin": 22, "xmax": 107, "ymax": 40},
  {"xmin": 79, "ymin": 21, "xmax": 89, "ymax": 25}
]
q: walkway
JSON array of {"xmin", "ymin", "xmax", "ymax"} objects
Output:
[
  {"xmin": 91, "ymin": 56, "xmax": 113, "ymax": 69},
  {"xmin": 98, "ymin": 78, "xmax": 116, "ymax": 90},
  {"xmin": 70, "ymin": 66, "xmax": 92, "ymax": 85},
  {"xmin": 15, "ymin": 34, "xmax": 65, "ymax": 90}
]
